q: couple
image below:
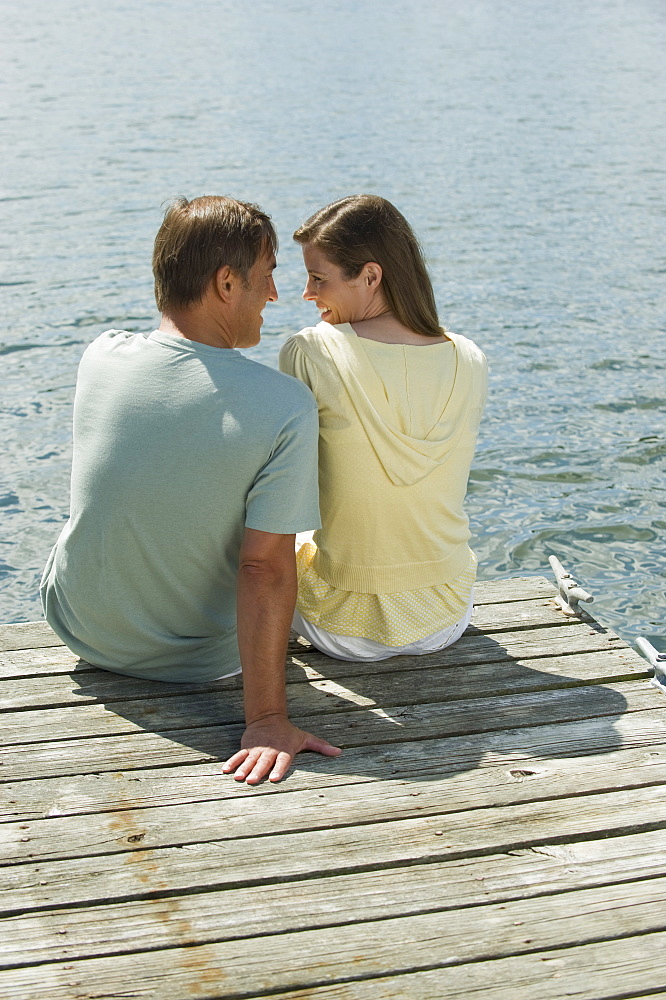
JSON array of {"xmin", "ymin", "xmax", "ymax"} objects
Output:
[{"xmin": 41, "ymin": 194, "xmax": 487, "ymax": 785}]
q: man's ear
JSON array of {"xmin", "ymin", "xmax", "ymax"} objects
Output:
[
  {"xmin": 363, "ymin": 262, "xmax": 383, "ymax": 289},
  {"xmin": 213, "ymin": 265, "xmax": 236, "ymax": 303}
]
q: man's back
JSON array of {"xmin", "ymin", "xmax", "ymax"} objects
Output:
[{"xmin": 41, "ymin": 328, "xmax": 320, "ymax": 682}]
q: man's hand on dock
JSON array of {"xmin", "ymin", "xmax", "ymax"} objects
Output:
[{"xmin": 222, "ymin": 714, "xmax": 342, "ymax": 785}]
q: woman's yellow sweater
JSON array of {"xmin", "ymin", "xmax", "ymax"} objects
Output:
[{"xmin": 279, "ymin": 322, "xmax": 487, "ymax": 645}]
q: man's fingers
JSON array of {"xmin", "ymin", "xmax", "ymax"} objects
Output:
[
  {"xmin": 221, "ymin": 749, "xmax": 250, "ymax": 773},
  {"xmin": 303, "ymin": 733, "xmax": 343, "ymax": 757},
  {"xmin": 245, "ymin": 749, "xmax": 282, "ymax": 785},
  {"xmin": 223, "ymin": 748, "xmax": 266, "ymax": 782},
  {"xmin": 269, "ymin": 751, "xmax": 294, "ymax": 783},
  {"xmin": 233, "ymin": 749, "xmax": 266, "ymax": 782}
]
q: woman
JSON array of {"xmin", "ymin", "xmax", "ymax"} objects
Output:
[{"xmin": 279, "ymin": 195, "xmax": 487, "ymax": 661}]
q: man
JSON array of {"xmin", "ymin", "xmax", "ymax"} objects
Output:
[{"xmin": 41, "ymin": 195, "xmax": 341, "ymax": 784}]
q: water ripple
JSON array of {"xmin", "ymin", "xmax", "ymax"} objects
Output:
[{"xmin": 0, "ymin": 0, "xmax": 664, "ymax": 643}]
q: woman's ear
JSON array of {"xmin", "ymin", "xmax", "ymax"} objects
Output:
[{"xmin": 363, "ymin": 262, "xmax": 383, "ymax": 289}]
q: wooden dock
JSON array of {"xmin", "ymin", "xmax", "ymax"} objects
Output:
[{"xmin": 1, "ymin": 576, "xmax": 666, "ymax": 999}]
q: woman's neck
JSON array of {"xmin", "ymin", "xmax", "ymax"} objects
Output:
[{"xmin": 350, "ymin": 313, "xmax": 450, "ymax": 345}]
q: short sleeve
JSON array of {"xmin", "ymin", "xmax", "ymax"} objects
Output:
[
  {"xmin": 245, "ymin": 403, "xmax": 321, "ymax": 534},
  {"xmin": 469, "ymin": 346, "xmax": 489, "ymax": 435},
  {"xmin": 278, "ymin": 336, "xmax": 319, "ymax": 396}
]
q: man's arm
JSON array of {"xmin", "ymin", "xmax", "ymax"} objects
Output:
[{"xmin": 222, "ymin": 527, "xmax": 342, "ymax": 785}]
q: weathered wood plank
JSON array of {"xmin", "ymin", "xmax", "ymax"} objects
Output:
[
  {"xmin": 3, "ymin": 783, "xmax": 666, "ymax": 915},
  {"xmin": 3, "ymin": 879, "xmax": 666, "ymax": 998},
  {"xmin": 291, "ymin": 623, "xmax": 631, "ymax": 682},
  {"xmin": 0, "ymin": 679, "xmax": 653, "ymax": 752},
  {"xmin": 285, "ymin": 680, "xmax": 654, "ymax": 750},
  {"xmin": 473, "ymin": 576, "xmax": 556, "ymax": 604},
  {"xmin": 471, "ymin": 597, "xmax": 592, "ymax": 632},
  {"xmin": 0, "ymin": 620, "xmax": 61, "ymax": 652},
  {"xmin": 3, "ymin": 695, "xmax": 664, "ymax": 785},
  {"xmin": 0, "ymin": 619, "xmax": 630, "ymax": 683},
  {"xmin": 265, "ymin": 931, "xmax": 666, "ymax": 1000},
  {"xmin": 3, "ymin": 748, "xmax": 666, "ymax": 866},
  {"xmin": 3, "ymin": 715, "xmax": 664, "ymax": 823},
  {"xmin": 0, "ymin": 644, "xmax": 81, "ymax": 680},
  {"xmin": 0, "ymin": 668, "xmax": 240, "ymax": 711},
  {"xmin": 0, "ymin": 726, "xmax": 235, "ymax": 781},
  {"xmin": 470, "ymin": 598, "xmax": 573, "ymax": 631},
  {"xmin": 0, "ymin": 647, "xmax": 650, "ymax": 713},
  {"xmin": 2, "ymin": 828, "xmax": 664, "ymax": 968}
]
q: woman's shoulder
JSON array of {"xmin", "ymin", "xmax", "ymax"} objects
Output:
[
  {"xmin": 448, "ymin": 331, "xmax": 488, "ymax": 369},
  {"xmin": 279, "ymin": 325, "xmax": 337, "ymax": 383},
  {"xmin": 291, "ymin": 321, "xmax": 342, "ymax": 342},
  {"xmin": 285, "ymin": 325, "xmax": 320, "ymax": 347},
  {"xmin": 281, "ymin": 322, "xmax": 345, "ymax": 359},
  {"xmin": 279, "ymin": 327, "xmax": 317, "ymax": 365}
]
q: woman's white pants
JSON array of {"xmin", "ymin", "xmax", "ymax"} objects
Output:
[{"xmin": 292, "ymin": 596, "xmax": 473, "ymax": 663}]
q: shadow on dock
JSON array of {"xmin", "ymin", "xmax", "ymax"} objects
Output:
[{"xmin": 64, "ymin": 624, "xmax": 634, "ymax": 783}]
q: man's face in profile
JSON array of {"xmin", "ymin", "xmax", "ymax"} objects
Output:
[{"xmin": 232, "ymin": 249, "xmax": 278, "ymax": 348}]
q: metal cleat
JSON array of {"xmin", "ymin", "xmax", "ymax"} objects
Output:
[
  {"xmin": 548, "ymin": 554, "xmax": 594, "ymax": 617},
  {"xmin": 636, "ymin": 636, "xmax": 666, "ymax": 679}
]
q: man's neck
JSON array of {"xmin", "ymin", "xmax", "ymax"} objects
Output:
[{"xmin": 159, "ymin": 309, "xmax": 236, "ymax": 349}]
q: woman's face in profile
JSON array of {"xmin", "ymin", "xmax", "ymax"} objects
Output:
[{"xmin": 301, "ymin": 244, "xmax": 368, "ymax": 325}]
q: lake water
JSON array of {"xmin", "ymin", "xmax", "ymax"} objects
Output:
[{"xmin": 1, "ymin": 0, "xmax": 665, "ymax": 647}]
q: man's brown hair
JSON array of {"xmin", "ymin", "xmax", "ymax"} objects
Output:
[{"xmin": 153, "ymin": 195, "xmax": 278, "ymax": 313}]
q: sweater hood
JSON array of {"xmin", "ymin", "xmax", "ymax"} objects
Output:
[{"xmin": 312, "ymin": 323, "xmax": 487, "ymax": 487}]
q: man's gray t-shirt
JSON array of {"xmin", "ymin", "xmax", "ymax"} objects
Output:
[{"xmin": 40, "ymin": 329, "xmax": 321, "ymax": 682}]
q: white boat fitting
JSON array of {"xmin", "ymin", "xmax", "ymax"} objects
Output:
[
  {"xmin": 636, "ymin": 635, "xmax": 666, "ymax": 679},
  {"xmin": 548, "ymin": 554, "xmax": 594, "ymax": 617}
]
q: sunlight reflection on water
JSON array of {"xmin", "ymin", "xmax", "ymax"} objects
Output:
[{"xmin": 1, "ymin": 0, "xmax": 664, "ymax": 644}]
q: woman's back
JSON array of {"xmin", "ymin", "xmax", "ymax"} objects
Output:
[
  {"xmin": 279, "ymin": 321, "xmax": 487, "ymax": 594},
  {"xmin": 282, "ymin": 193, "xmax": 487, "ymax": 659},
  {"xmin": 352, "ymin": 332, "xmax": 456, "ymax": 438}
]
